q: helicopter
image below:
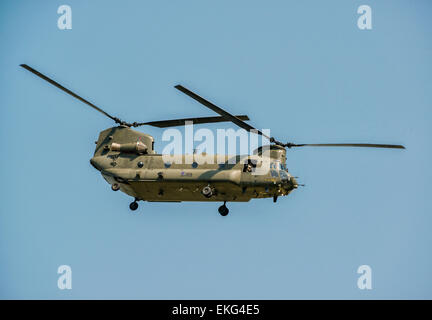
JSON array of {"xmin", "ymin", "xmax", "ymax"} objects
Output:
[{"xmin": 20, "ymin": 64, "xmax": 405, "ymax": 216}]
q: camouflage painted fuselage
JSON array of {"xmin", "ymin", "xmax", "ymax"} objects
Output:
[{"xmin": 90, "ymin": 126, "xmax": 297, "ymax": 202}]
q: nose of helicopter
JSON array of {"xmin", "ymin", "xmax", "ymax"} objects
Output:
[{"xmin": 290, "ymin": 176, "xmax": 298, "ymax": 189}]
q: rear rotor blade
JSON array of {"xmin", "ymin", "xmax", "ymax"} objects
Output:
[
  {"xmin": 134, "ymin": 115, "xmax": 250, "ymax": 128},
  {"xmin": 20, "ymin": 64, "xmax": 124, "ymax": 125},
  {"xmin": 287, "ymin": 143, "xmax": 405, "ymax": 149},
  {"xmin": 175, "ymin": 85, "xmax": 271, "ymax": 140}
]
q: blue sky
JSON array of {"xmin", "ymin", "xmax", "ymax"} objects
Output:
[{"xmin": 0, "ymin": 0, "xmax": 431, "ymax": 299}]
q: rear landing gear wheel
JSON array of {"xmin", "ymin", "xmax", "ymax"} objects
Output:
[
  {"xmin": 218, "ymin": 202, "xmax": 229, "ymax": 216},
  {"xmin": 129, "ymin": 200, "xmax": 138, "ymax": 211}
]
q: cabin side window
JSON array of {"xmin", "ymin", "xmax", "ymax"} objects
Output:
[{"xmin": 243, "ymin": 159, "xmax": 257, "ymax": 173}]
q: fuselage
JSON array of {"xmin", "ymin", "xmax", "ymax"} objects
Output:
[{"xmin": 90, "ymin": 126, "xmax": 297, "ymax": 202}]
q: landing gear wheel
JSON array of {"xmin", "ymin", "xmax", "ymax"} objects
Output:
[
  {"xmin": 129, "ymin": 201, "xmax": 138, "ymax": 211},
  {"xmin": 218, "ymin": 202, "xmax": 229, "ymax": 216}
]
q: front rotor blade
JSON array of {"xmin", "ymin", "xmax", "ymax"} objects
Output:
[
  {"xmin": 291, "ymin": 143, "xmax": 405, "ymax": 149},
  {"xmin": 174, "ymin": 85, "xmax": 271, "ymax": 140},
  {"xmin": 20, "ymin": 64, "xmax": 123, "ymax": 124},
  {"xmin": 135, "ymin": 115, "xmax": 250, "ymax": 128}
]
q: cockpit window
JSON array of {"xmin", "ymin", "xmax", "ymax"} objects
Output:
[
  {"xmin": 279, "ymin": 171, "xmax": 289, "ymax": 180},
  {"xmin": 270, "ymin": 170, "xmax": 279, "ymax": 178},
  {"xmin": 270, "ymin": 162, "xmax": 288, "ymax": 172}
]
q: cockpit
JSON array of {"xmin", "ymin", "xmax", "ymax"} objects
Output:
[{"xmin": 270, "ymin": 161, "xmax": 290, "ymax": 181}]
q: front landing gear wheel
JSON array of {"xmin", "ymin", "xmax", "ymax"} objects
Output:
[
  {"xmin": 129, "ymin": 200, "xmax": 138, "ymax": 211},
  {"xmin": 218, "ymin": 202, "xmax": 229, "ymax": 216}
]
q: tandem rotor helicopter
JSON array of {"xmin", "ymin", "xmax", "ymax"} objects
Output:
[{"xmin": 20, "ymin": 64, "xmax": 405, "ymax": 216}]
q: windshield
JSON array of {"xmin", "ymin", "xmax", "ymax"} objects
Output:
[
  {"xmin": 279, "ymin": 170, "xmax": 289, "ymax": 180},
  {"xmin": 271, "ymin": 162, "xmax": 288, "ymax": 172}
]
